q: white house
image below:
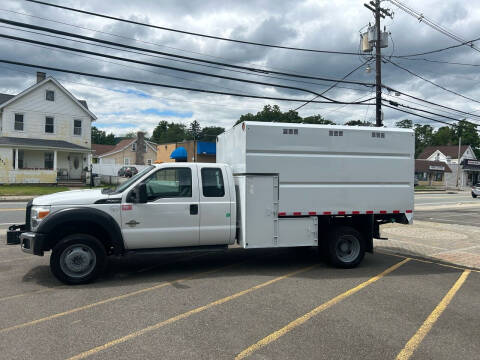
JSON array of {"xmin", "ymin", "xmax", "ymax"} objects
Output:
[
  {"xmin": 418, "ymin": 145, "xmax": 480, "ymax": 187},
  {"xmin": 0, "ymin": 72, "xmax": 96, "ymax": 184}
]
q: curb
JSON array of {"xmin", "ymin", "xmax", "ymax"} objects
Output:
[{"xmin": 0, "ymin": 197, "xmax": 34, "ymax": 202}]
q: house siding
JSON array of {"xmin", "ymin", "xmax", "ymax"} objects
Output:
[
  {"xmin": 99, "ymin": 143, "xmax": 157, "ymax": 165},
  {"xmin": 1, "ymin": 81, "xmax": 91, "ymax": 148}
]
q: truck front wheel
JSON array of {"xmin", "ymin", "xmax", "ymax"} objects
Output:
[
  {"xmin": 50, "ymin": 234, "xmax": 107, "ymax": 285},
  {"xmin": 326, "ymin": 226, "xmax": 365, "ymax": 268}
]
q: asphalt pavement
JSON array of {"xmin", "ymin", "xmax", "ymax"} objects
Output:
[
  {"xmin": 0, "ymin": 244, "xmax": 478, "ymax": 360},
  {"xmin": 0, "ymin": 202, "xmax": 27, "ymax": 229}
]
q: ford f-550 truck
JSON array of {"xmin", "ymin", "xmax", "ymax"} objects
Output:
[{"xmin": 8, "ymin": 122, "xmax": 414, "ymax": 284}]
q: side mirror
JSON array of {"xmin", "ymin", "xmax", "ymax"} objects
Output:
[{"xmin": 135, "ymin": 183, "xmax": 148, "ymax": 203}]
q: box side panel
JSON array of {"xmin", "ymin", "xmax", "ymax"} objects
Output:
[
  {"xmin": 277, "ymin": 217, "xmax": 318, "ymax": 247},
  {"xmin": 244, "ymin": 123, "xmax": 414, "ymax": 214},
  {"xmin": 217, "ymin": 125, "xmax": 246, "ymax": 173},
  {"xmin": 236, "ymin": 175, "xmax": 278, "ymax": 248},
  {"xmin": 234, "ymin": 175, "xmax": 247, "ymax": 247}
]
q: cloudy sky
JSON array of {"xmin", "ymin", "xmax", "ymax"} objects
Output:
[{"xmin": 0, "ymin": 0, "xmax": 479, "ymax": 136}]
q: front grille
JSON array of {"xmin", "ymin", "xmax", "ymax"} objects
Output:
[{"xmin": 25, "ymin": 200, "xmax": 33, "ymax": 231}]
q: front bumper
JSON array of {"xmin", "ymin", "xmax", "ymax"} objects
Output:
[{"xmin": 19, "ymin": 232, "xmax": 46, "ymax": 256}]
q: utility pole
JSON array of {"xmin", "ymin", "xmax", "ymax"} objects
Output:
[
  {"xmin": 363, "ymin": 1, "xmax": 392, "ymax": 127},
  {"xmin": 455, "ymin": 135, "xmax": 462, "ymax": 189},
  {"xmin": 375, "ymin": 0, "xmax": 382, "ymax": 127}
]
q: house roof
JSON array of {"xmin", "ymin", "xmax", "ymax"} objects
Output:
[
  {"xmin": 417, "ymin": 145, "xmax": 470, "ymax": 160},
  {"xmin": 0, "ymin": 93, "xmax": 15, "ymax": 105},
  {"xmin": 98, "ymin": 138, "xmax": 158, "ymax": 158},
  {"xmin": 0, "ymin": 77, "xmax": 96, "ymax": 120},
  {"xmin": 92, "ymin": 144, "xmax": 115, "ymax": 156},
  {"xmin": 0, "ymin": 136, "xmax": 90, "ymax": 151},
  {"xmin": 415, "ymin": 160, "xmax": 452, "ymax": 173}
]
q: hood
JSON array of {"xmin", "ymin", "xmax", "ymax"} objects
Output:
[{"xmin": 32, "ymin": 189, "xmax": 117, "ymax": 206}]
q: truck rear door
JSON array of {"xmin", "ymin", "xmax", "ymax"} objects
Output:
[{"xmin": 198, "ymin": 165, "xmax": 232, "ymax": 245}]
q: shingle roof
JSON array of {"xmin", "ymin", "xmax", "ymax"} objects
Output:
[
  {"xmin": 0, "ymin": 93, "xmax": 15, "ymax": 105},
  {"xmin": 100, "ymin": 138, "xmax": 136, "ymax": 157},
  {"xmin": 92, "ymin": 143, "xmax": 115, "ymax": 156},
  {"xmin": 417, "ymin": 145, "xmax": 470, "ymax": 160},
  {"xmin": 415, "ymin": 159, "xmax": 452, "ymax": 173},
  {"xmin": 0, "ymin": 136, "xmax": 89, "ymax": 151}
]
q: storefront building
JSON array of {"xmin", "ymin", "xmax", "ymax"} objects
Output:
[
  {"xmin": 415, "ymin": 160, "xmax": 452, "ymax": 187},
  {"xmin": 461, "ymin": 159, "xmax": 480, "ymax": 186}
]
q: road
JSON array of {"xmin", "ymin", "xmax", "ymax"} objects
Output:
[
  {"xmin": 0, "ymin": 202, "xmax": 27, "ymax": 229},
  {"xmin": 414, "ymin": 192, "xmax": 477, "ymax": 206}
]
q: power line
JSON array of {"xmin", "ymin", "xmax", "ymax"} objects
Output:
[
  {"xmin": 0, "ymin": 58, "xmax": 377, "ymax": 106},
  {"xmin": 383, "ymin": 86, "xmax": 480, "ymax": 120},
  {"xmin": 0, "ymin": 24, "xmax": 373, "ymax": 94},
  {"xmin": 384, "ymin": 99, "xmax": 479, "ymax": 127},
  {"xmin": 0, "ymin": 18, "xmax": 376, "ymax": 88},
  {"xmin": 397, "ymin": 36, "xmax": 480, "ymax": 58},
  {"xmin": 391, "ymin": 56, "xmax": 480, "ymax": 67},
  {"xmin": 0, "ymin": 33, "xmax": 376, "ymax": 104},
  {"xmin": 23, "ymin": 0, "xmax": 363, "ymax": 56},
  {"xmin": 293, "ymin": 59, "xmax": 371, "ymax": 111},
  {"xmin": 389, "ymin": 0, "xmax": 480, "ymax": 53},
  {"xmin": 386, "ymin": 59, "xmax": 480, "ymax": 105},
  {"xmin": 383, "ymin": 103, "xmax": 454, "ymax": 126}
]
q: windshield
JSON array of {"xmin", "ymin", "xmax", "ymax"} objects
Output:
[{"xmin": 113, "ymin": 165, "xmax": 154, "ymax": 194}]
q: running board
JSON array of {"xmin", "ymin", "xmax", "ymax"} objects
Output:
[{"xmin": 126, "ymin": 244, "xmax": 228, "ymax": 256}]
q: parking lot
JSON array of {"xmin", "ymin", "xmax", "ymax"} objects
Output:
[{"xmin": 1, "ymin": 242, "xmax": 479, "ymax": 360}]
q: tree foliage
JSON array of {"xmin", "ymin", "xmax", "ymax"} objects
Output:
[
  {"xmin": 394, "ymin": 119, "xmax": 480, "ymax": 158},
  {"xmin": 91, "ymin": 126, "xmax": 116, "ymax": 145},
  {"xmin": 236, "ymin": 105, "xmax": 333, "ymax": 125},
  {"xmin": 150, "ymin": 120, "xmax": 224, "ymax": 144}
]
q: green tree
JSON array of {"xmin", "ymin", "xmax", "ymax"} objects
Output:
[
  {"xmin": 431, "ymin": 126, "xmax": 454, "ymax": 146},
  {"xmin": 302, "ymin": 115, "xmax": 336, "ymax": 125},
  {"xmin": 413, "ymin": 124, "xmax": 434, "ymax": 158},
  {"xmin": 124, "ymin": 132, "xmax": 136, "ymax": 138},
  {"xmin": 199, "ymin": 126, "xmax": 225, "ymax": 141},
  {"xmin": 452, "ymin": 120, "xmax": 480, "ymax": 158},
  {"xmin": 150, "ymin": 121, "xmax": 188, "ymax": 143},
  {"xmin": 187, "ymin": 120, "xmax": 201, "ymax": 140},
  {"xmin": 91, "ymin": 126, "xmax": 116, "ymax": 145},
  {"xmin": 235, "ymin": 105, "xmax": 334, "ymax": 125},
  {"xmin": 395, "ymin": 119, "xmax": 413, "ymax": 128},
  {"xmin": 344, "ymin": 120, "xmax": 374, "ymax": 126}
]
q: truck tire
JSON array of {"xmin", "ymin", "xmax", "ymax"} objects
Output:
[
  {"xmin": 326, "ymin": 226, "xmax": 365, "ymax": 268},
  {"xmin": 50, "ymin": 234, "xmax": 107, "ymax": 285}
]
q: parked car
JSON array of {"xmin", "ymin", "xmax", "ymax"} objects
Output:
[
  {"xmin": 118, "ymin": 166, "xmax": 138, "ymax": 178},
  {"xmin": 472, "ymin": 183, "xmax": 480, "ymax": 198}
]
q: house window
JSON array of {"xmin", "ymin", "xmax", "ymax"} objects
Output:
[
  {"xmin": 132, "ymin": 143, "xmax": 136, "ymax": 151},
  {"xmin": 46, "ymin": 90, "xmax": 54, "ymax": 101},
  {"xmin": 44, "ymin": 152, "xmax": 54, "ymax": 169},
  {"xmin": 124, "ymin": 158, "xmax": 130, "ymax": 165},
  {"xmin": 14, "ymin": 113, "xmax": 24, "ymax": 131},
  {"xmin": 73, "ymin": 119, "xmax": 82, "ymax": 135},
  {"xmin": 147, "ymin": 159, "xmax": 152, "ymax": 165},
  {"xmin": 45, "ymin": 117, "xmax": 54, "ymax": 133}
]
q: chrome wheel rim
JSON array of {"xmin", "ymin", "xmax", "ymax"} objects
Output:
[
  {"xmin": 335, "ymin": 235, "xmax": 360, "ymax": 263},
  {"xmin": 60, "ymin": 244, "xmax": 96, "ymax": 278}
]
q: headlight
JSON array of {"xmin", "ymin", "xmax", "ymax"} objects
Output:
[{"xmin": 31, "ymin": 206, "xmax": 51, "ymax": 231}]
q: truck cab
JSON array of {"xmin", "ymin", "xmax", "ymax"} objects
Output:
[{"xmin": 15, "ymin": 163, "xmax": 236, "ymax": 284}]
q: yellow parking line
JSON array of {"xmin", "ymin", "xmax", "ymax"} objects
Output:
[
  {"xmin": 396, "ymin": 270, "xmax": 470, "ymax": 360},
  {"xmin": 67, "ymin": 264, "xmax": 317, "ymax": 360},
  {"xmin": 235, "ymin": 258, "xmax": 410, "ymax": 360},
  {"xmin": 0, "ymin": 262, "xmax": 240, "ymax": 334}
]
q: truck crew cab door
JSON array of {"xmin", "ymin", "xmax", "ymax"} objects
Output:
[
  {"xmin": 121, "ymin": 164, "xmax": 200, "ymax": 249},
  {"xmin": 198, "ymin": 165, "xmax": 232, "ymax": 245}
]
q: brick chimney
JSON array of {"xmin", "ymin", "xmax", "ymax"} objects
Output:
[
  {"xmin": 36, "ymin": 72, "xmax": 46, "ymax": 83},
  {"xmin": 135, "ymin": 131, "xmax": 145, "ymax": 165}
]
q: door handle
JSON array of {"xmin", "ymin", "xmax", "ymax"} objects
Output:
[
  {"xmin": 126, "ymin": 220, "xmax": 140, "ymax": 227},
  {"xmin": 190, "ymin": 204, "xmax": 198, "ymax": 215}
]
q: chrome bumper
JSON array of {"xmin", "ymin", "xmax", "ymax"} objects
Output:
[{"xmin": 20, "ymin": 232, "xmax": 45, "ymax": 256}]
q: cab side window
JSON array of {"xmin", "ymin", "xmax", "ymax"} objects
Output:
[
  {"xmin": 201, "ymin": 168, "xmax": 225, "ymax": 197},
  {"xmin": 145, "ymin": 168, "xmax": 192, "ymax": 201}
]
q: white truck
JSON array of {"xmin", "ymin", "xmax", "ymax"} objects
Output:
[{"xmin": 8, "ymin": 122, "xmax": 414, "ymax": 284}]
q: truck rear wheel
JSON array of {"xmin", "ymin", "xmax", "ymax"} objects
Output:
[
  {"xmin": 50, "ymin": 234, "xmax": 106, "ymax": 285},
  {"xmin": 326, "ymin": 226, "xmax": 365, "ymax": 268}
]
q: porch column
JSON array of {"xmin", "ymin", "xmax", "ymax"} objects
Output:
[
  {"xmin": 14, "ymin": 148, "xmax": 18, "ymax": 170},
  {"xmin": 53, "ymin": 150, "xmax": 57, "ymax": 171}
]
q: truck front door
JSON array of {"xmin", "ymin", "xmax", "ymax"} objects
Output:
[{"xmin": 121, "ymin": 165, "xmax": 200, "ymax": 249}]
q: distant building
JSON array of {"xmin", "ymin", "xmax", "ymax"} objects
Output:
[
  {"xmin": 0, "ymin": 72, "xmax": 95, "ymax": 184},
  {"xmin": 418, "ymin": 145, "xmax": 479, "ymax": 187},
  {"xmin": 92, "ymin": 132, "xmax": 157, "ymax": 165},
  {"xmin": 415, "ymin": 160, "xmax": 452, "ymax": 187},
  {"xmin": 156, "ymin": 140, "xmax": 216, "ymax": 163}
]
